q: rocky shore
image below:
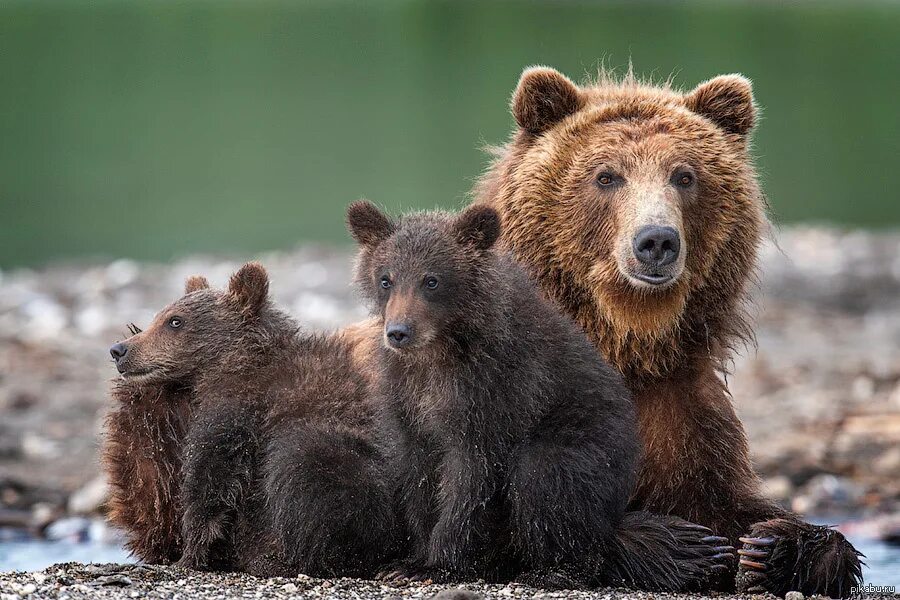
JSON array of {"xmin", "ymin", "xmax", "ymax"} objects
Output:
[
  {"xmin": 1, "ymin": 226, "xmax": 900, "ymax": 545},
  {"xmin": 1, "ymin": 563, "xmax": 896, "ymax": 600}
]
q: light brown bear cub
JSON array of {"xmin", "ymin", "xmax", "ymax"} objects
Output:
[{"xmin": 105, "ymin": 264, "xmax": 394, "ymax": 576}]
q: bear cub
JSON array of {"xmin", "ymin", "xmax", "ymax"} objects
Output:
[
  {"xmin": 106, "ymin": 263, "xmax": 395, "ymax": 576},
  {"xmin": 348, "ymin": 202, "xmax": 734, "ymax": 590}
]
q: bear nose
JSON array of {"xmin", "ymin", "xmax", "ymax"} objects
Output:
[
  {"xmin": 633, "ymin": 226, "xmax": 680, "ymax": 268},
  {"xmin": 109, "ymin": 342, "xmax": 128, "ymax": 361},
  {"xmin": 385, "ymin": 323, "xmax": 412, "ymax": 348}
]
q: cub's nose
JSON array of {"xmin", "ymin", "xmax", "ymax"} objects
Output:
[
  {"xmin": 109, "ymin": 342, "xmax": 128, "ymax": 361},
  {"xmin": 385, "ymin": 323, "xmax": 412, "ymax": 348},
  {"xmin": 633, "ymin": 225, "xmax": 680, "ymax": 268}
]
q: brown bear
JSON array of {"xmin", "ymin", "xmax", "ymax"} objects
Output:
[
  {"xmin": 103, "ymin": 277, "xmax": 208, "ymax": 564},
  {"xmin": 348, "ymin": 201, "xmax": 734, "ymax": 591},
  {"xmin": 473, "ymin": 66, "xmax": 862, "ymax": 597},
  {"xmin": 105, "ymin": 264, "xmax": 395, "ymax": 576}
]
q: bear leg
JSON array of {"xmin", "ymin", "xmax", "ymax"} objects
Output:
[
  {"xmin": 178, "ymin": 398, "xmax": 258, "ymax": 571},
  {"xmin": 264, "ymin": 420, "xmax": 396, "ymax": 577}
]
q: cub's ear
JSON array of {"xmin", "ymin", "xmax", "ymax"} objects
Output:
[
  {"xmin": 228, "ymin": 262, "xmax": 269, "ymax": 317},
  {"xmin": 184, "ymin": 275, "xmax": 210, "ymax": 294},
  {"xmin": 512, "ymin": 66, "xmax": 584, "ymax": 134},
  {"xmin": 455, "ymin": 205, "xmax": 501, "ymax": 251},
  {"xmin": 685, "ymin": 74, "xmax": 756, "ymax": 136},
  {"xmin": 346, "ymin": 200, "xmax": 395, "ymax": 247}
]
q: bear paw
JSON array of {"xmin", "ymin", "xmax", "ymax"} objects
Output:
[{"xmin": 735, "ymin": 518, "xmax": 864, "ymax": 598}]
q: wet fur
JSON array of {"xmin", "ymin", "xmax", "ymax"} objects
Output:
[
  {"xmin": 350, "ymin": 205, "xmax": 731, "ymax": 591},
  {"xmin": 474, "ymin": 66, "xmax": 862, "ymax": 596},
  {"xmin": 108, "ymin": 265, "xmax": 395, "ymax": 577},
  {"xmin": 176, "ymin": 277, "xmax": 396, "ymax": 577},
  {"xmin": 102, "ymin": 380, "xmax": 192, "ymax": 564}
]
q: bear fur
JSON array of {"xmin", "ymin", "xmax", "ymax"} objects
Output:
[
  {"xmin": 102, "ymin": 366, "xmax": 192, "ymax": 564},
  {"xmin": 348, "ymin": 201, "xmax": 734, "ymax": 591},
  {"xmin": 106, "ymin": 264, "xmax": 395, "ymax": 576},
  {"xmin": 473, "ymin": 66, "xmax": 862, "ymax": 596}
]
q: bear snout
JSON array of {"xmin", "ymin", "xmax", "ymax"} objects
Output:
[
  {"xmin": 110, "ymin": 342, "xmax": 128, "ymax": 369},
  {"xmin": 632, "ymin": 225, "xmax": 681, "ymax": 270},
  {"xmin": 385, "ymin": 323, "xmax": 412, "ymax": 348}
]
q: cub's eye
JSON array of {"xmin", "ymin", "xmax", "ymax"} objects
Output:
[
  {"xmin": 380, "ymin": 276, "xmax": 392, "ymax": 289},
  {"xmin": 674, "ymin": 172, "xmax": 694, "ymax": 187},
  {"xmin": 597, "ymin": 172, "xmax": 617, "ymax": 187},
  {"xmin": 168, "ymin": 317, "xmax": 183, "ymax": 329},
  {"xmin": 424, "ymin": 276, "xmax": 439, "ymax": 290}
]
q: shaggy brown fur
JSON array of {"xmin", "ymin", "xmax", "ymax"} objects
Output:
[
  {"xmin": 102, "ymin": 278, "xmax": 210, "ymax": 564},
  {"xmin": 102, "ymin": 377, "xmax": 192, "ymax": 564},
  {"xmin": 104, "ymin": 266, "xmax": 395, "ymax": 576},
  {"xmin": 474, "ymin": 66, "xmax": 862, "ymax": 597},
  {"xmin": 348, "ymin": 202, "xmax": 735, "ymax": 592}
]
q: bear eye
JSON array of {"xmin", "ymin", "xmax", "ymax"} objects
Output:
[
  {"xmin": 424, "ymin": 276, "xmax": 439, "ymax": 290},
  {"xmin": 168, "ymin": 317, "xmax": 183, "ymax": 329},
  {"xmin": 674, "ymin": 172, "xmax": 694, "ymax": 187},
  {"xmin": 596, "ymin": 172, "xmax": 617, "ymax": 187},
  {"xmin": 380, "ymin": 276, "xmax": 392, "ymax": 289}
]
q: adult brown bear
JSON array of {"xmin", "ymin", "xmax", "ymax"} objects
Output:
[{"xmin": 473, "ymin": 66, "xmax": 862, "ymax": 597}]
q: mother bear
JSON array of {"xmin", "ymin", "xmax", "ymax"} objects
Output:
[{"xmin": 473, "ymin": 66, "xmax": 862, "ymax": 597}]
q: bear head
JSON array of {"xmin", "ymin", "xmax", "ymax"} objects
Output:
[
  {"xmin": 479, "ymin": 66, "xmax": 766, "ymax": 376},
  {"xmin": 109, "ymin": 262, "xmax": 272, "ymax": 384},
  {"xmin": 347, "ymin": 201, "xmax": 501, "ymax": 356}
]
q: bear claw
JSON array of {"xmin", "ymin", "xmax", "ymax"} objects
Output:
[
  {"xmin": 700, "ymin": 535, "xmax": 730, "ymax": 545},
  {"xmin": 738, "ymin": 536, "xmax": 776, "ymax": 546},
  {"xmin": 739, "ymin": 558, "xmax": 767, "ymax": 571}
]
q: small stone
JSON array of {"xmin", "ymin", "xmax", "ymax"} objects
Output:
[
  {"xmin": 91, "ymin": 575, "xmax": 132, "ymax": 587},
  {"xmin": 430, "ymin": 590, "xmax": 482, "ymax": 600},
  {"xmin": 19, "ymin": 584, "xmax": 36, "ymax": 595},
  {"xmin": 281, "ymin": 583, "xmax": 298, "ymax": 593},
  {"xmin": 786, "ymin": 592, "xmax": 804, "ymax": 600},
  {"xmin": 20, "ymin": 432, "xmax": 59, "ymax": 459},
  {"xmin": 851, "ymin": 376, "xmax": 875, "ymax": 401},
  {"xmin": 67, "ymin": 475, "xmax": 108, "ymax": 514},
  {"xmin": 761, "ymin": 475, "xmax": 793, "ymax": 502},
  {"xmin": 44, "ymin": 516, "xmax": 91, "ymax": 541},
  {"xmin": 30, "ymin": 573, "xmax": 46, "ymax": 584},
  {"xmin": 106, "ymin": 259, "xmax": 140, "ymax": 288}
]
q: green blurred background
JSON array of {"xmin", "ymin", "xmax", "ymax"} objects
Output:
[{"xmin": 1, "ymin": 0, "xmax": 898, "ymax": 268}]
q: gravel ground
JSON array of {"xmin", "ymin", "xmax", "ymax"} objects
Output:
[{"xmin": 1, "ymin": 562, "xmax": 896, "ymax": 600}]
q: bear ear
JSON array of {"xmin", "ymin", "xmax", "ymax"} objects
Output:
[
  {"xmin": 228, "ymin": 262, "xmax": 269, "ymax": 317},
  {"xmin": 685, "ymin": 74, "xmax": 756, "ymax": 136},
  {"xmin": 346, "ymin": 200, "xmax": 395, "ymax": 247},
  {"xmin": 512, "ymin": 66, "xmax": 584, "ymax": 134},
  {"xmin": 454, "ymin": 205, "xmax": 501, "ymax": 251},
  {"xmin": 184, "ymin": 275, "xmax": 210, "ymax": 294}
]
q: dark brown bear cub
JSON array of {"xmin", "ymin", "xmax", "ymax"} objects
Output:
[
  {"xmin": 107, "ymin": 263, "xmax": 395, "ymax": 576},
  {"xmin": 348, "ymin": 202, "xmax": 734, "ymax": 591}
]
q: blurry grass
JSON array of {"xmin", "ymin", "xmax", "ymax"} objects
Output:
[{"xmin": 0, "ymin": 0, "xmax": 898, "ymax": 267}]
